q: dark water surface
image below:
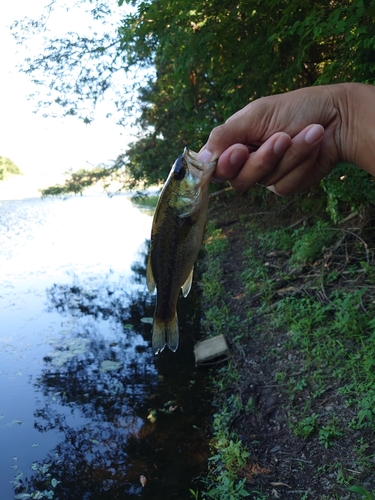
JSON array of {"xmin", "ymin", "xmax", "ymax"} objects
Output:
[{"xmin": 0, "ymin": 195, "xmax": 210, "ymax": 500}]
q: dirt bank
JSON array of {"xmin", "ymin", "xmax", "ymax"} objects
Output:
[{"xmin": 201, "ymin": 188, "xmax": 375, "ymax": 499}]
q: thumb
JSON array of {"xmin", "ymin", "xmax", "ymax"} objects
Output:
[
  {"xmin": 197, "ymin": 122, "xmax": 246, "ymax": 163},
  {"xmin": 197, "ymin": 106, "xmax": 262, "ymax": 163}
]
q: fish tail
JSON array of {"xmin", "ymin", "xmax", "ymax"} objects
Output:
[{"xmin": 152, "ymin": 314, "xmax": 179, "ymax": 354}]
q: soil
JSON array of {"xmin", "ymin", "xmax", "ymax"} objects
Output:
[{"xmin": 205, "ymin": 188, "xmax": 375, "ymax": 499}]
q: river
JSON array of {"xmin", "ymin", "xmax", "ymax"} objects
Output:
[{"xmin": 0, "ymin": 194, "xmax": 210, "ymax": 500}]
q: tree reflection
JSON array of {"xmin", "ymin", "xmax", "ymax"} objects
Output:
[{"xmin": 13, "ymin": 247, "xmax": 211, "ymax": 500}]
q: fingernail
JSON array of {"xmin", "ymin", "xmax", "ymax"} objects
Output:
[
  {"xmin": 273, "ymin": 135, "xmax": 291, "ymax": 155},
  {"xmin": 267, "ymin": 185, "xmax": 281, "ymax": 196},
  {"xmin": 197, "ymin": 149, "xmax": 213, "ymax": 163},
  {"xmin": 305, "ymin": 124, "xmax": 324, "ymax": 144}
]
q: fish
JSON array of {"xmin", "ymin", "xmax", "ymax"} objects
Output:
[{"xmin": 146, "ymin": 147, "xmax": 217, "ymax": 354}]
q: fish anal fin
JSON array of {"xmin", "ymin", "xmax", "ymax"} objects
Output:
[
  {"xmin": 181, "ymin": 267, "xmax": 194, "ymax": 298},
  {"xmin": 146, "ymin": 254, "xmax": 156, "ymax": 294},
  {"xmin": 152, "ymin": 314, "xmax": 179, "ymax": 354}
]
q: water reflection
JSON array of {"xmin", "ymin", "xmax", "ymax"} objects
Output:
[{"xmin": 10, "ymin": 226, "xmax": 210, "ymax": 499}]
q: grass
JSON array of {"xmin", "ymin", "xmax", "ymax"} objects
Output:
[
  {"xmin": 203, "ymin": 392, "xmax": 251, "ymax": 500},
  {"xmin": 198, "ymin": 198, "xmax": 375, "ymax": 498},
  {"xmin": 273, "ymin": 289, "xmax": 375, "ymax": 433},
  {"xmin": 198, "ymin": 223, "xmax": 254, "ymax": 499}
]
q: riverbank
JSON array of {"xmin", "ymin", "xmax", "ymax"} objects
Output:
[{"xmin": 199, "ymin": 188, "xmax": 375, "ymax": 499}]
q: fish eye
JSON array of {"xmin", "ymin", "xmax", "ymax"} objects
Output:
[{"xmin": 173, "ymin": 156, "xmax": 186, "ymax": 181}]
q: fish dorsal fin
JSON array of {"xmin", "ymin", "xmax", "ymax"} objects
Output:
[
  {"xmin": 146, "ymin": 254, "xmax": 156, "ymax": 294},
  {"xmin": 181, "ymin": 267, "xmax": 194, "ymax": 298}
]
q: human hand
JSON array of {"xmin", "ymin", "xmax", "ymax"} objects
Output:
[{"xmin": 197, "ymin": 84, "xmax": 359, "ymax": 195}]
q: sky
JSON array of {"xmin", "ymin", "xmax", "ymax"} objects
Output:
[{"xmin": 0, "ymin": 0, "xmax": 137, "ymax": 193}]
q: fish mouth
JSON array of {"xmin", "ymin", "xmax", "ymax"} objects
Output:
[{"xmin": 184, "ymin": 148, "xmax": 217, "ymax": 171}]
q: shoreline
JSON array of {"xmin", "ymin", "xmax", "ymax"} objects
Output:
[{"xmin": 199, "ymin": 188, "xmax": 375, "ymax": 499}]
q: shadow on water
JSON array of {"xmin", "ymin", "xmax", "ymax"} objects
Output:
[{"xmin": 13, "ymin": 240, "xmax": 212, "ymax": 500}]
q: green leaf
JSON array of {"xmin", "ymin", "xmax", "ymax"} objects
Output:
[
  {"xmin": 239, "ymin": 490, "xmax": 250, "ymax": 497},
  {"xmin": 348, "ymin": 485, "xmax": 371, "ymax": 495},
  {"xmin": 205, "ymin": 488, "xmax": 220, "ymax": 498}
]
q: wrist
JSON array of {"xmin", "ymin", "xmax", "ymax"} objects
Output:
[{"xmin": 333, "ymin": 82, "xmax": 375, "ymax": 175}]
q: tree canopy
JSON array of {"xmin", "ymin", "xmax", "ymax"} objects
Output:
[
  {"xmin": 0, "ymin": 156, "xmax": 22, "ymax": 181},
  {"xmin": 13, "ymin": 0, "xmax": 375, "ymax": 207}
]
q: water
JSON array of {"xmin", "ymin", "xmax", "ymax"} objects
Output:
[{"xmin": 0, "ymin": 195, "xmax": 210, "ymax": 500}]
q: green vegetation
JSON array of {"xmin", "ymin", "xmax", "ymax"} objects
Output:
[
  {"xmin": 11, "ymin": 0, "xmax": 375, "ymax": 495},
  {"xmin": 204, "ymin": 401, "xmax": 251, "ymax": 499},
  {"xmin": 199, "ymin": 192, "xmax": 375, "ymax": 498},
  {"xmin": 0, "ymin": 156, "xmax": 22, "ymax": 181},
  {"xmin": 349, "ymin": 485, "xmax": 375, "ymax": 499},
  {"xmin": 39, "ymin": 165, "xmax": 123, "ymax": 196},
  {"xmin": 130, "ymin": 192, "xmax": 159, "ymax": 208},
  {"xmin": 199, "ymin": 224, "xmax": 251, "ymax": 499},
  {"xmin": 12, "ymin": 0, "xmax": 375, "ymax": 205}
]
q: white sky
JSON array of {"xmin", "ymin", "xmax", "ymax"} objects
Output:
[{"xmin": 0, "ymin": 0, "xmax": 138, "ymax": 183}]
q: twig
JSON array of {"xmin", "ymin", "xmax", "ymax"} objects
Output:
[
  {"xmin": 339, "ymin": 211, "xmax": 358, "ymax": 224},
  {"xmin": 286, "ymin": 216, "xmax": 309, "ymax": 230},
  {"xmin": 209, "ymin": 187, "xmax": 232, "ymax": 198},
  {"xmin": 270, "ymin": 482, "xmax": 291, "ymax": 488},
  {"xmin": 326, "ymin": 227, "xmax": 370, "ymax": 264}
]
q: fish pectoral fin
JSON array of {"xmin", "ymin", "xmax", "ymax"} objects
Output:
[
  {"xmin": 152, "ymin": 314, "xmax": 179, "ymax": 354},
  {"xmin": 146, "ymin": 255, "xmax": 156, "ymax": 294},
  {"xmin": 181, "ymin": 267, "xmax": 194, "ymax": 298}
]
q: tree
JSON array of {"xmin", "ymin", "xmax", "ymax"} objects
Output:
[
  {"xmin": 0, "ymin": 156, "xmax": 22, "ymax": 181},
  {"xmin": 12, "ymin": 0, "xmax": 375, "ymax": 197}
]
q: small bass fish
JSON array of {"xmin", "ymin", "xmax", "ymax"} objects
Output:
[{"xmin": 146, "ymin": 148, "xmax": 216, "ymax": 354}]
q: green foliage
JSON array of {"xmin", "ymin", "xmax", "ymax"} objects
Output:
[
  {"xmin": 200, "ymin": 199, "xmax": 375, "ymax": 495},
  {"xmin": 289, "ymin": 220, "xmax": 336, "ymax": 265},
  {"xmin": 201, "ymin": 207, "xmax": 375, "ymax": 494},
  {"xmin": 318, "ymin": 419, "xmax": 343, "ymax": 448},
  {"xmin": 293, "ymin": 413, "xmax": 319, "ymax": 439},
  {"xmin": 200, "ymin": 223, "xmax": 241, "ymax": 336},
  {"xmin": 274, "ymin": 287, "xmax": 375, "ymax": 440},
  {"xmin": 242, "ymin": 217, "xmax": 339, "ymax": 272},
  {"xmin": 322, "ymin": 164, "xmax": 375, "ymax": 222},
  {"xmin": 0, "ymin": 156, "xmax": 22, "ymax": 181},
  {"xmin": 271, "ymin": 0, "xmax": 375, "ymax": 86},
  {"xmin": 189, "ymin": 488, "xmax": 200, "ymax": 500},
  {"xmin": 204, "ymin": 223, "xmax": 230, "ymax": 257},
  {"xmin": 13, "ymin": 0, "xmax": 375, "ymax": 198},
  {"xmin": 241, "ymin": 247, "xmax": 269, "ymax": 294},
  {"xmin": 130, "ymin": 192, "xmax": 159, "ymax": 208},
  {"xmin": 348, "ymin": 485, "xmax": 375, "ymax": 499},
  {"xmin": 39, "ymin": 164, "xmax": 124, "ymax": 197},
  {"xmin": 203, "ymin": 394, "xmax": 250, "ymax": 500},
  {"xmin": 199, "ymin": 224, "xmax": 252, "ymax": 499}
]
